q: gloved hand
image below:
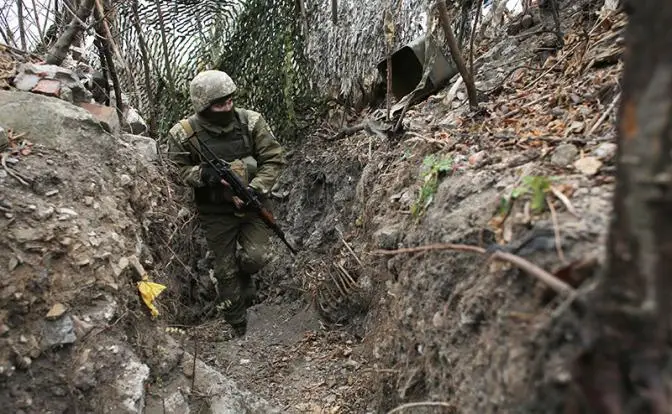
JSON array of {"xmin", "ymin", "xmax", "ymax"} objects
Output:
[{"xmin": 200, "ymin": 163, "xmax": 223, "ymax": 187}]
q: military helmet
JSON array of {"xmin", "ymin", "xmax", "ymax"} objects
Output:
[{"xmin": 189, "ymin": 70, "xmax": 237, "ymax": 113}]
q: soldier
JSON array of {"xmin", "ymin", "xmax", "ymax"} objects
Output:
[{"xmin": 166, "ymin": 70, "xmax": 286, "ymax": 337}]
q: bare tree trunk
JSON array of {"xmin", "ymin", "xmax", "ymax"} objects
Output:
[
  {"xmin": 572, "ymin": 1, "xmax": 672, "ymax": 412},
  {"xmin": 131, "ymin": 0, "xmax": 157, "ymax": 137},
  {"xmin": 384, "ymin": 6, "xmax": 395, "ymax": 121},
  {"xmin": 44, "ymin": 0, "xmax": 94, "ymax": 65},
  {"xmin": 437, "ymin": 0, "xmax": 479, "ymax": 110},
  {"xmin": 16, "ymin": 0, "xmax": 27, "ymax": 51},
  {"xmin": 154, "ymin": 0, "xmax": 176, "ymax": 94},
  {"xmin": 93, "ymin": 0, "xmax": 123, "ymax": 123},
  {"xmin": 331, "ymin": 0, "xmax": 338, "ymax": 25}
]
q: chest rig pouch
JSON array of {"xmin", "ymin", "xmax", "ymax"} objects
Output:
[{"xmin": 180, "ymin": 109, "xmax": 258, "ymax": 207}]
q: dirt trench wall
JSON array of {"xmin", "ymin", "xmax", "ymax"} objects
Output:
[
  {"xmin": 0, "ymin": 90, "xmax": 280, "ymax": 413},
  {"xmin": 266, "ymin": 119, "xmax": 614, "ymax": 412}
]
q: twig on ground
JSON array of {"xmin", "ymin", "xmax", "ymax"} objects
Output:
[
  {"xmin": 328, "ymin": 120, "xmax": 388, "ymax": 141},
  {"xmin": 587, "ymin": 91, "xmax": 620, "ymax": 136},
  {"xmin": 336, "ymin": 228, "xmax": 364, "ymax": 267},
  {"xmin": 372, "ymin": 243, "xmax": 486, "ymax": 256},
  {"xmin": 550, "ymin": 185, "xmax": 579, "ymax": 217},
  {"xmin": 387, "ymin": 401, "xmax": 454, "ymax": 414},
  {"xmin": 191, "ymin": 338, "xmax": 197, "ymax": 392},
  {"xmin": 523, "ymin": 41, "xmax": 583, "ymax": 90},
  {"xmin": 546, "ymin": 195, "xmax": 566, "ymax": 263},
  {"xmin": 1, "ymin": 152, "xmax": 30, "ymax": 186},
  {"xmin": 483, "ymin": 65, "xmax": 545, "ymax": 95},
  {"xmin": 502, "ymin": 93, "xmax": 552, "ymax": 118}
]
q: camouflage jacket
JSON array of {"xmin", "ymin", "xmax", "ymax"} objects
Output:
[{"xmin": 166, "ymin": 108, "xmax": 286, "ymax": 196}]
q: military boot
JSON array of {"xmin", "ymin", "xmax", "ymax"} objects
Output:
[
  {"xmin": 216, "ymin": 295, "xmax": 247, "ymax": 338},
  {"xmin": 230, "ymin": 319, "xmax": 247, "ymax": 337},
  {"xmin": 237, "ymin": 273, "xmax": 257, "ymax": 308}
]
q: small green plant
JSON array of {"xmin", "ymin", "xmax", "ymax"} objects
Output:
[
  {"xmin": 411, "ymin": 154, "xmax": 453, "ymax": 218},
  {"xmin": 498, "ymin": 175, "xmax": 552, "ymax": 216}
]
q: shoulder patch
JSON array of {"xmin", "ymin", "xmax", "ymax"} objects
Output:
[
  {"xmin": 168, "ymin": 122, "xmax": 190, "ymax": 144},
  {"xmin": 242, "ymin": 109, "xmax": 262, "ymax": 134}
]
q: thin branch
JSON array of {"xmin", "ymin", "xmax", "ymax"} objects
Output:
[
  {"xmin": 469, "ymin": 0, "xmax": 483, "ymax": 75},
  {"xmin": 372, "ymin": 242, "xmax": 576, "ymax": 297},
  {"xmin": 546, "ymin": 194, "xmax": 566, "ymax": 263},
  {"xmin": 336, "ymin": 228, "xmax": 363, "ymax": 268},
  {"xmin": 387, "ymin": 401, "xmax": 454, "ymax": 414},
  {"xmin": 587, "ymin": 91, "xmax": 621, "ymax": 136},
  {"xmin": 372, "ymin": 243, "xmax": 486, "ymax": 256},
  {"xmin": 1, "ymin": 152, "xmax": 31, "ymax": 186},
  {"xmin": 131, "ymin": 0, "xmax": 157, "ymax": 136},
  {"xmin": 93, "ymin": 1, "xmax": 123, "ymax": 123},
  {"xmin": 154, "ymin": 0, "xmax": 175, "ymax": 94},
  {"xmin": 16, "ymin": 0, "xmax": 27, "ymax": 51},
  {"xmin": 45, "ymin": 0, "xmax": 94, "ymax": 65},
  {"xmin": 437, "ymin": 0, "xmax": 479, "ymax": 109}
]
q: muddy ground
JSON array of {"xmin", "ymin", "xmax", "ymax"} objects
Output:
[{"xmin": 1, "ymin": 1, "xmax": 630, "ymax": 413}]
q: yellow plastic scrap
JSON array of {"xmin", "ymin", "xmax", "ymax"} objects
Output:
[{"xmin": 136, "ymin": 274, "xmax": 166, "ymax": 318}]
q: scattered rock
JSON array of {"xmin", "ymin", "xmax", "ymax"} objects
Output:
[
  {"xmin": 122, "ymin": 108, "xmax": 148, "ymax": 135},
  {"xmin": 42, "ymin": 315, "xmax": 77, "ymax": 347},
  {"xmin": 468, "ymin": 150, "xmax": 488, "ymax": 167},
  {"xmin": 77, "ymin": 102, "xmax": 120, "ymax": 135},
  {"xmin": 0, "ymin": 125, "xmax": 6, "ymax": 150},
  {"xmin": 574, "ymin": 156, "xmax": 603, "ymax": 176},
  {"xmin": 11, "ymin": 227, "xmax": 45, "ymax": 243},
  {"xmin": 34, "ymin": 205, "xmax": 55, "ymax": 220},
  {"xmin": 120, "ymin": 174, "xmax": 132, "ymax": 187},
  {"xmin": 521, "ymin": 14, "xmax": 534, "ymax": 29},
  {"xmin": 45, "ymin": 189, "xmax": 59, "ymax": 197},
  {"xmin": 114, "ymin": 358, "xmax": 150, "ymax": 413},
  {"xmin": 0, "ymin": 90, "xmax": 115, "ymax": 152},
  {"xmin": 122, "ymin": 134, "xmax": 157, "ymax": 163},
  {"xmin": 8, "ymin": 256, "xmax": 19, "ymax": 271},
  {"xmin": 568, "ymin": 121, "xmax": 585, "ymax": 134},
  {"xmin": 56, "ymin": 207, "xmax": 78, "ymax": 217},
  {"xmin": 71, "ymin": 315, "xmax": 94, "ymax": 338},
  {"xmin": 12, "ymin": 63, "xmax": 93, "ymax": 103},
  {"xmin": 45, "ymin": 303, "xmax": 67, "ymax": 320},
  {"xmin": 32, "ymin": 79, "xmax": 62, "ymax": 98},
  {"xmin": 183, "ymin": 352, "xmax": 282, "ymax": 413},
  {"xmin": 551, "ymin": 143, "xmax": 579, "ymax": 166},
  {"xmin": 374, "ymin": 225, "xmax": 401, "ymax": 249},
  {"xmin": 593, "ymin": 142, "xmax": 617, "ymax": 161}
]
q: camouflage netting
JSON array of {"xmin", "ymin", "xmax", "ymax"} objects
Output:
[
  {"xmin": 216, "ymin": 0, "xmax": 318, "ymax": 142},
  {"xmin": 112, "ymin": 0, "xmax": 320, "ymax": 142},
  {"xmin": 110, "ymin": 0, "xmax": 439, "ymax": 141},
  {"xmin": 114, "ymin": 0, "xmax": 243, "ymax": 137},
  {"xmin": 304, "ymin": 0, "xmax": 429, "ymax": 104}
]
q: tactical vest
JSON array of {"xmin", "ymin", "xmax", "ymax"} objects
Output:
[{"xmin": 179, "ymin": 109, "xmax": 258, "ymax": 209}]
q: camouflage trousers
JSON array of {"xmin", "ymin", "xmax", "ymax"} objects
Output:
[{"xmin": 198, "ymin": 209, "xmax": 272, "ymax": 326}]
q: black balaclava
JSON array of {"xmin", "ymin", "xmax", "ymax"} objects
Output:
[{"xmin": 200, "ymin": 96, "xmax": 235, "ymax": 126}]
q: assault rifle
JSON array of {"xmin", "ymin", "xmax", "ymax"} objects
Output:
[{"xmin": 188, "ymin": 136, "xmax": 298, "ymax": 256}]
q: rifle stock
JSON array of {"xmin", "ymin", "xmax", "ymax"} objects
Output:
[{"xmin": 188, "ymin": 136, "xmax": 298, "ymax": 256}]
